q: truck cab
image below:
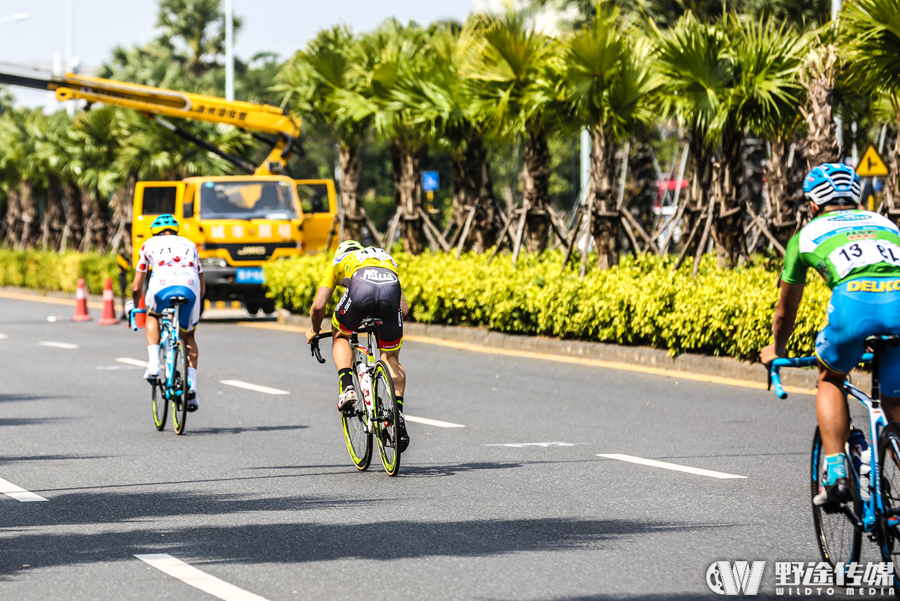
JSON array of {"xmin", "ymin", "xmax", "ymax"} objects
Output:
[{"xmin": 133, "ymin": 175, "xmax": 336, "ymax": 314}]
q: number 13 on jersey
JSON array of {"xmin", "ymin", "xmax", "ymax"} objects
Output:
[{"xmin": 830, "ymin": 239, "xmax": 900, "ymax": 278}]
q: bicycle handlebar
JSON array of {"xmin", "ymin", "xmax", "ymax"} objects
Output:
[
  {"xmin": 129, "ymin": 308, "xmax": 147, "ymax": 332},
  {"xmin": 769, "ymin": 353, "xmax": 875, "ymax": 399},
  {"xmin": 310, "ymin": 332, "xmax": 333, "ymax": 364}
]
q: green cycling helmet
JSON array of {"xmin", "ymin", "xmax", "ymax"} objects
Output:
[
  {"xmin": 150, "ymin": 214, "xmax": 180, "ymax": 236},
  {"xmin": 335, "ymin": 240, "xmax": 363, "ymax": 256}
]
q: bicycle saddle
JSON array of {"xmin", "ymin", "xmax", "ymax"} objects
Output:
[
  {"xmin": 169, "ymin": 296, "xmax": 190, "ymax": 306},
  {"xmin": 357, "ymin": 318, "xmax": 383, "ymax": 333}
]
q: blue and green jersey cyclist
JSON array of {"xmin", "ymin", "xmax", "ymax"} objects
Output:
[
  {"xmin": 306, "ymin": 240, "xmax": 410, "ymax": 452},
  {"xmin": 761, "ymin": 163, "xmax": 900, "ymax": 506}
]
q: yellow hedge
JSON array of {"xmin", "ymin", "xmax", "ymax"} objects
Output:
[
  {"xmin": 0, "ymin": 251, "xmax": 123, "ymax": 295},
  {"xmin": 264, "ymin": 251, "xmax": 831, "ymax": 361}
]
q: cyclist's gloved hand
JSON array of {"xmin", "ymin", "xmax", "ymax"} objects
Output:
[
  {"xmin": 306, "ymin": 328, "xmax": 319, "ymax": 344},
  {"xmin": 125, "ymin": 299, "xmax": 135, "ymax": 315}
]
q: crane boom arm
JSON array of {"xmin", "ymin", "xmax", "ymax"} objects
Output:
[{"xmin": 0, "ymin": 70, "xmax": 301, "ymax": 174}]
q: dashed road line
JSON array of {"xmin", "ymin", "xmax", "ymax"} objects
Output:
[
  {"xmin": 0, "ymin": 333, "xmax": 7, "ymax": 339},
  {"xmin": 238, "ymin": 321, "xmax": 815, "ymax": 396},
  {"xmin": 487, "ymin": 442, "xmax": 574, "ymax": 448},
  {"xmin": 39, "ymin": 341, "xmax": 78, "ymax": 349},
  {"xmin": 117, "ymin": 357, "xmax": 148, "ymax": 367},
  {"xmin": 220, "ymin": 380, "xmax": 289, "ymax": 395},
  {"xmin": 404, "ymin": 415, "xmax": 465, "ymax": 428},
  {"xmin": 0, "ymin": 477, "xmax": 49, "ymax": 502},
  {"xmin": 136, "ymin": 554, "xmax": 269, "ymax": 601},
  {"xmin": 597, "ymin": 453, "xmax": 746, "ymax": 479}
]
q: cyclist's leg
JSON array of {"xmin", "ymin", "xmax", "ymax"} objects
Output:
[
  {"xmin": 143, "ymin": 286, "xmax": 162, "ymax": 379},
  {"xmin": 374, "ymin": 280, "xmax": 405, "ymax": 396},
  {"xmin": 816, "ymin": 366, "xmax": 851, "ymax": 457},
  {"xmin": 332, "ymin": 285, "xmax": 366, "ymax": 411}
]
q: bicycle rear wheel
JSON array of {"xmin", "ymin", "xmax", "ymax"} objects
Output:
[
  {"xmin": 151, "ymin": 345, "xmax": 167, "ymax": 431},
  {"xmin": 170, "ymin": 339, "xmax": 189, "ymax": 435},
  {"xmin": 343, "ymin": 365, "xmax": 372, "ymax": 470},
  {"xmin": 877, "ymin": 422, "xmax": 900, "ymax": 592},
  {"xmin": 811, "ymin": 427, "xmax": 861, "ymax": 566},
  {"xmin": 373, "ymin": 360, "xmax": 400, "ymax": 476}
]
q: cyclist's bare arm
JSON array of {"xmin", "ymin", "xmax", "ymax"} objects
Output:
[
  {"xmin": 308, "ymin": 286, "xmax": 334, "ymax": 342},
  {"xmin": 199, "ymin": 272, "xmax": 206, "ymax": 299},
  {"xmin": 400, "ymin": 290, "xmax": 409, "ymax": 318},
  {"xmin": 760, "ymin": 280, "xmax": 805, "ymax": 366},
  {"xmin": 131, "ymin": 270, "xmax": 147, "ymax": 307}
]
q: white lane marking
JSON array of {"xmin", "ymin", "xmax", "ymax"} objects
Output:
[
  {"xmin": 0, "ymin": 333, "xmax": 7, "ymax": 339},
  {"xmin": 136, "ymin": 554, "xmax": 269, "ymax": 601},
  {"xmin": 404, "ymin": 415, "xmax": 465, "ymax": 428},
  {"xmin": 39, "ymin": 341, "xmax": 78, "ymax": 349},
  {"xmin": 597, "ymin": 454, "xmax": 746, "ymax": 479},
  {"xmin": 0, "ymin": 478, "xmax": 49, "ymax": 502},
  {"xmin": 219, "ymin": 380, "xmax": 289, "ymax": 395},
  {"xmin": 487, "ymin": 442, "xmax": 574, "ymax": 448},
  {"xmin": 117, "ymin": 358, "xmax": 148, "ymax": 367}
]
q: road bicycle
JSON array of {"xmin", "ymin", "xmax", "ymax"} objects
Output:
[
  {"xmin": 770, "ymin": 334, "xmax": 900, "ymax": 592},
  {"xmin": 310, "ymin": 318, "xmax": 401, "ymax": 476},
  {"xmin": 131, "ymin": 297, "xmax": 191, "ymax": 435}
]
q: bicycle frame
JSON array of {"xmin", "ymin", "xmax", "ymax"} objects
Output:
[
  {"xmin": 349, "ymin": 329, "xmax": 378, "ymax": 434},
  {"xmin": 157, "ymin": 304, "xmax": 182, "ymax": 401},
  {"xmin": 771, "ymin": 347, "xmax": 900, "ymax": 537}
]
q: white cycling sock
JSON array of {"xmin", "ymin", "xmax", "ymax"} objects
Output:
[
  {"xmin": 188, "ymin": 366, "xmax": 197, "ymax": 389},
  {"xmin": 147, "ymin": 345, "xmax": 160, "ymax": 370}
]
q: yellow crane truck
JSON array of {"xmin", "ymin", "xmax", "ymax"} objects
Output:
[{"xmin": 0, "ymin": 70, "xmax": 337, "ymax": 314}]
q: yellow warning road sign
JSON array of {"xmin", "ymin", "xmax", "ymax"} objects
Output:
[{"xmin": 857, "ymin": 143, "xmax": 889, "ymax": 177}]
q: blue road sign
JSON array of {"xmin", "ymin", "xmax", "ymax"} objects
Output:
[{"xmin": 422, "ymin": 171, "xmax": 439, "ymax": 192}]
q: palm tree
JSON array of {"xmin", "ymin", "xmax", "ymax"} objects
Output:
[
  {"xmin": 279, "ymin": 26, "xmax": 371, "ymax": 241},
  {"xmin": 730, "ymin": 15, "xmax": 809, "ymax": 248},
  {"xmin": 390, "ymin": 22, "xmax": 502, "ymax": 252},
  {"xmin": 562, "ymin": 6, "xmax": 660, "ymax": 268},
  {"xmin": 841, "ymin": 0, "xmax": 900, "ymax": 221},
  {"xmin": 155, "ymin": 0, "xmax": 242, "ymax": 76},
  {"xmin": 468, "ymin": 12, "xmax": 565, "ymax": 256},
  {"xmin": 651, "ymin": 13, "xmax": 733, "ymax": 271},
  {"xmin": 341, "ymin": 20, "xmax": 432, "ymax": 254}
]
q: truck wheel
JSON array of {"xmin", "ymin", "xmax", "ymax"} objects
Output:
[
  {"xmin": 245, "ymin": 299, "xmax": 261, "ymax": 315},
  {"xmin": 261, "ymin": 298, "xmax": 276, "ymax": 315}
]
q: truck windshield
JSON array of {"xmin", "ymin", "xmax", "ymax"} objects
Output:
[{"xmin": 199, "ymin": 180, "xmax": 298, "ymax": 220}]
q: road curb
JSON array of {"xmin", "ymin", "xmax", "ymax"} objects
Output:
[{"xmin": 277, "ymin": 310, "xmax": 841, "ymax": 393}]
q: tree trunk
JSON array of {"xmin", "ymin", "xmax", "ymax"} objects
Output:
[
  {"xmin": 587, "ymin": 126, "xmax": 619, "ymax": 269},
  {"xmin": 18, "ymin": 181, "xmax": 38, "ymax": 250},
  {"xmin": 110, "ymin": 174, "xmax": 136, "ymax": 255},
  {"xmin": 521, "ymin": 130, "xmax": 551, "ymax": 253},
  {"xmin": 711, "ymin": 127, "xmax": 745, "ymax": 269},
  {"xmin": 801, "ymin": 45, "xmax": 840, "ymax": 168},
  {"xmin": 62, "ymin": 182, "xmax": 85, "ymax": 251},
  {"xmin": 83, "ymin": 190, "xmax": 111, "ymax": 253},
  {"xmin": 764, "ymin": 136, "xmax": 806, "ymax": 248},
  {"xmin": 392, "ymin": 140, "xmax": 426, "ymax": 255},
  {"xmin": 41, "ymin": 183, "xmax": 65, "ymax": 251},
  {"xmin": 3, "ymin": 185, "xmax": 23, "ymax": 248},
  {"xmin": 338, "ymin": 143, "xmax": 364, "ymax": 241},
  {"xmin": 453, "ymin": 135, "xmax": 499, "ymax": 253},
  {"xmin": 883, "ymin": 123, "xmax": 900, "ymax": 224},
  {"xmin": 680, "ymin": 129, "xmax": 714, "ymax": 261}
]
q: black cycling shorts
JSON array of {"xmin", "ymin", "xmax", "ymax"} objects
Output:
[{"xmin": 331, "ymin": 267, "xmax": 403, "ymax": 351}]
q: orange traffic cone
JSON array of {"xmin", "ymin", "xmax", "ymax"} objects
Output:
[
  {"xmin": 135, "ymin": 296, "xmax": 146, "ymax": 329},
  {"xmin": 98, "ymin": 278, "xmax": 118, "ymax": 325},
  {"xmin": 72, "ymin": 278, "xmax": 92, "ymax": 322}
]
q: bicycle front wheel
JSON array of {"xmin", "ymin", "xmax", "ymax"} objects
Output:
[
  {"xmin": 877, "ymin": 422, "xmax": 900, "ymax": 589},
  {"xmin": 171, "ymin": 339, "xmax": 189, "ymax": 435},
  {"xmin": 811, "ymin": 427, "xmax": 861, "ymax": 566},
  {"xmin": 373, "ymin": 360, "xmax": 400, "ymax": 476},
  {"xmin": 342, "ymin": 370, "xmax": 371, "ymax": 470}
]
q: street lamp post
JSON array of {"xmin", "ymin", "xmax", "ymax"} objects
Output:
[{"xmin": 225, "ymin": 0, "xmax": 234, "ymax": 101}]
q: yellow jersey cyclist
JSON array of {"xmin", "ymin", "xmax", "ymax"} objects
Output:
[
  {"xmin": 761, "ymin": 163, "xmax": 900, "ymax": 507},
  {"xmin": 306, "ymin": 240, "xmax": 410, "ymax": 451}
]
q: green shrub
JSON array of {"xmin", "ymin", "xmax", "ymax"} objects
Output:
[
  {"xmin": 0, "ymin": 250, "xmax": 126, "ymax": 295},
  {"xmin": 264, "ymin": 250, "xmax": 831, "ymax": 361}
]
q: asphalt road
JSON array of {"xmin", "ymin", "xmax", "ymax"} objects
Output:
[{"xmin": 0, "ymin": 295, "xmax": 886, "ymax": 600}]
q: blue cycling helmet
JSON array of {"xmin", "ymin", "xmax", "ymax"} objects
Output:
[
  {"xmin": 150, "ymin": 214, "xmax": 180, "ymax": 235},
  {"xmin": 802, "ymin": 163, "xmax": 862, "ymax": 207}
]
